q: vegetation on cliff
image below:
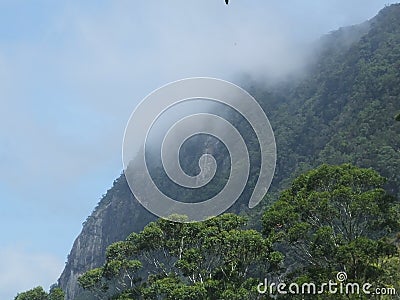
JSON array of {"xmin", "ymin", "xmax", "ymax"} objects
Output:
[{"xmin": 79, "ymin": 165, "xmax": 400, "ymax": 299}]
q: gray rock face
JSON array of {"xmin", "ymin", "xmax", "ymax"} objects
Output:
[{"xmin": 57, "ymin": 174, "xmax": 156, "ymax": 300}]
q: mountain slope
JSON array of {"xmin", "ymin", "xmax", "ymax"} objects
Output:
[
  {"xmin": 266, "ymin": 3, "xmax": 400, "ymax": 192},
  {"xmin": 58, "ymin": 175, "xmax": 156, "ymax": 299},
  {"xmin": 58, "ymin": 4, "xmax": 400, "ymax": 299}
]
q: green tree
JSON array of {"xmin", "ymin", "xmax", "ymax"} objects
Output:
[
  {"xmin": 15, "ymin": 286, "xmax": 48, "ymax": 300},
  {"xmin": 79, "ymin": 213, "xmax": 282, "ymax": 299},
  {"xmin": 15, "ymin": 286, "xmax": 65, "ymax": 300},
  {"xmin": 77, "ymin": 267, "xmax": 109, "ymax": 299},
  {"xmin": 263, "ymin": 164, "xmax": 400, "ymax": 299},
  {"xmin": 134, "ymin": 214, "xmax": 281, "ymax": 299},
  {"xmin": 48, "ymin": 287, "xmax": 65, "ymax": 300},
  {"xmin": 77, "ymin": 248, "xmax": 142, "ymax": 299}
]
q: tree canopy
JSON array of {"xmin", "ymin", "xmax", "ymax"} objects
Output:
[
  {"xmin": 77, "ymin": 164, "xmax": 399, "ymax": 299},
  {"xmin": 78, "ymin": 213, "xmax": 282, "ymax": 299},
  {"xmin": 15, "ymin": 287, "xmax": 64, "ymax": 300},
  {"xmin": 263, "ymin": 164, "xmax": 400, "ymax": 299}
]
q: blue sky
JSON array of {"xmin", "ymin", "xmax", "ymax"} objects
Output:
[{"xmin": 1, "ymin": 1, "xmax": 398, "ymax": 298}]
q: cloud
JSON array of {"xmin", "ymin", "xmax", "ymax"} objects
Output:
[
  {"xmin": 1, "ymin": 0, "xmax": 314, "ymax": 211},
  {"xmin": 0, "ymin": 246, "xmax": 64, "ymax": 300},
  {"xmin": 0, "ymin": 0, "xmax": 399, "ymax": 296}
]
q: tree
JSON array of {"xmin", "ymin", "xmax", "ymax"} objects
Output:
[
  {"xmin": 77, "ymin": 249, "xmax": 142, "ymax": 299},
  {"xmin": 48, "ymin": 287, "xmax": 65, "ymax": 300},
  {"xmin": 263, "ymin": 164, "xmax": 400, "ymax": 298},
  {"xmin": 79, "ymin": 213, "xmax": 283, "ymax": 299},
  {"xmin": 15, "ymin": 286, "xmax": 48, "ymax": 300},
  {"xmin": 396, "ymin": 113, "xmax": 400, "ymax": 121},
  {"xmin": 15, "ymin": 286, "xmax": 65, "ymax": 300}
]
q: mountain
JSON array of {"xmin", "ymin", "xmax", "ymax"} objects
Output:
[
  {"xmin": 58, "ymin": 4, "xmax": 400, "ymax": 299},
  {"xmin": 266, "ymin": 3, "xmax": 400, "ymax": 191},
  {"xmin": 58, "ymin": 175, "xmax": 156, "ymax": 299}
]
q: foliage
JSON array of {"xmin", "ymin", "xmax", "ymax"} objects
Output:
[
  {"xmin": 79, "ymin": 213, "xmax": 281, "ymax": 299},
  {"xmin": 15, "ymin": 286, "xmax": 65, "ymax": 300},
  {"xmin": 48, "ymin": 288, "xmax": 65, "ymax": 300},
  {"xmin": 263, "ymin": 164, "xmax": 400, "ymax": 299},
  {"xmin": 75, "ymin": 162, "xmax": 400, "ymax": 300},
  {"xmin": 242, "ymin": 4, "xmax": 400, "ymax": 207},
  {"xmin": 77, "ymin": 251, "xmax": 142, "ymax": 299},
  {"xmin": 15, "ymin": 287, "xmax": 47, "ymax": 300}
]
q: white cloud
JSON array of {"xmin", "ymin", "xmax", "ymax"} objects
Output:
[
  {"xmin": 0, "ymin": 246, "xmax": 64, "ymax": 300},
  {"xmin": 1, "ymin": 0, "xmax": 313, "ymax": 210}
]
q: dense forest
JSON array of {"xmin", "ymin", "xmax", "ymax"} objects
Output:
[
  {"xmin": 77, "ymin": 165, "xmax": 400, "ymax": 299},
  {"xmin": 16, "ymin": 3, "xmax": 400, "ymax": 300}
]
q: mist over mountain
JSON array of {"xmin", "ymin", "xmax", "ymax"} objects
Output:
[{"xmin": 57, "ymin": 4, "xmax": 400, "ymax": 299}]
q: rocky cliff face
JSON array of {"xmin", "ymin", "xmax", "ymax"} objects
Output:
[{"xmin": 58, "ymin": 174, "xmax": 156, "ymax": 300}]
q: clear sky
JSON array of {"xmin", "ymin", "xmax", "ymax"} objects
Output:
[{"xmin": 1, "ymin": 1, "xmax": 398, "ymax": 298}]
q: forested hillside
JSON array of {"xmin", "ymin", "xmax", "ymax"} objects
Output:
[
  {"xmin": 255, "ymin": 3, "xmax": 400, "ymax": 195},
  {"xmin": 47, "ymin": 4, "xmax": 400, "ymax": 300}
]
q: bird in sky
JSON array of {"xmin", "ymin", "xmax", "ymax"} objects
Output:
[{"xmin": 225, "ymin": 0, "xmax": 229, "ymax": 4}]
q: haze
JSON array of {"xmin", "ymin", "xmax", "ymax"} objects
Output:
[{"xmin": 0, "ymin": 1, "xmax": 398, "ymax": 298}]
